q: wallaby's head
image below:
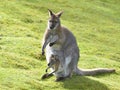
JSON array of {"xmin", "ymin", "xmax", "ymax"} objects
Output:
[{"xmin": 47, "ymin": 9, "xmax": 63, "ymax": 30}]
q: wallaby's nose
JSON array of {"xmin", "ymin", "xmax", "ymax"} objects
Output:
[{"xmin": 50, "ymin": 26, "xmax": 54, "ymax": 29}]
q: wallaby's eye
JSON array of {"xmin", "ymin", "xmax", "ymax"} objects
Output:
[{"xmin": 54, "ymin": 21, "xmax": 58, "ymax": 23}]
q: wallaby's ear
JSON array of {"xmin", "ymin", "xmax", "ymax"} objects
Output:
[
  {"xmin": 56, "ymin": 11, "xmax": 63, "ymax": 18},
  {"xmin": 48, "ymin": 9, "xmax": 53, "ymax": 17}
]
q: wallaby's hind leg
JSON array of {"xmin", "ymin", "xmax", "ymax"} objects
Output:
[
  {"xmin": 64, "ymin": 56, "xmax": 72, "ymax": 77},
  {"xmin": 54, "ymin": 56, "xmax": 73, "ymax": 82},
  {"xmin": 64, "ymin": 55, "xmax": 76, "ymax": 78}
]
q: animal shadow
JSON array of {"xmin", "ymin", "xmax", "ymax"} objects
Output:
[{"xmin": 62, "ymin": 75, "xmax": 109, "ymax": 90}]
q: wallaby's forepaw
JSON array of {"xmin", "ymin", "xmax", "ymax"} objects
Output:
[{"xmin": 49, "ymin": 42, "xmax": 55, "ymax": 47}]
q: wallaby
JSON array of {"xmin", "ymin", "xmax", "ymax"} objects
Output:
[{"xmin": 41, "ymin": 9, "xmax": 115, "ymax": 81}]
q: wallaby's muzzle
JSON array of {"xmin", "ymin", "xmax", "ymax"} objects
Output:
[{"xmin": 50, "ymin": 25, "xmax": 55, "ymax": 29}]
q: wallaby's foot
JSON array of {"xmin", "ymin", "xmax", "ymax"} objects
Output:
[
  {"xmin": 55, "ymin": 77, "xmax": 65, "ymax": 82},
  {"xmin": 41, "ymin": 73, "xmax": 49, "ymax": 79},
  {"xmin": 41, "ymin": 73, "xmax": 53, "ymax": 80},
  {"xmin": 48, "ymin": 73, "xmax": 54, "ymax": 77}
]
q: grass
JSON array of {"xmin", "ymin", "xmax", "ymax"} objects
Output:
[{"xmin": 0, "ymin": 0, "xmax": 120, "ymax": 90}]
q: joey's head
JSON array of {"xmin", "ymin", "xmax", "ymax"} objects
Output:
[
  {"xmin": 48, "ymin": 55, "xmax": 59, "ymax": 67},
  {"xmin": 47, "ymin": 9, "xmax": 63, "ymax": 30},
  {"xmin": 48, "ymin": 54, "xmax": 58, "ymax": 67}
]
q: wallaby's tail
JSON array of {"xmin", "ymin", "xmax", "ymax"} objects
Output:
[{"xmin": 75, "ymin": 67, "xmax": 115, "ymax": 76}]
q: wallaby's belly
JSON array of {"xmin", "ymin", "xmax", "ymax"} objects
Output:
[
  {"xmin": 50, "ymin": 35, "xmax": 58, "ymax": 43},
  {"xmin": 46, "ymin": 45, "xmax": 64, "ymax": 62},
  {"xmin": 46, "ymin": 43, "xmax": 62, "ymax": 51},
  {"xmin": 46, "ymin": 45, "xmax": 65, "ymax": 77}
]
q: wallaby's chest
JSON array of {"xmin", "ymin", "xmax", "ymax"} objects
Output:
[{"xmin": 49, "ymin": 35, "xmax": 58, "ymax": 43}]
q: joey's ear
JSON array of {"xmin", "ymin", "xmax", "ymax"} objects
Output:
[
  {"xmin": 56, "ymin": 11, "xmax": 63, "ymax": 18},
  {"xmin": 48, "ymin": 9, "xmax": 54, "ymax": 16}
]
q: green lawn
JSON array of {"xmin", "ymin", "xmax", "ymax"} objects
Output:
[{"xmin": 0, "ymin": 0, "xmax": 120, "ymax": 90}]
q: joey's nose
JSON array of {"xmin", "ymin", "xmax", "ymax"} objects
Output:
[{"xmin": 50, "ymin": 26, "xmax": 54, "ymax": 29}]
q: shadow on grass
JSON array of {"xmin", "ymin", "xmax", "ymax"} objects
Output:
[{"xmin": 62, "ymin": 75, "xmax": 109, "ymax": 90}]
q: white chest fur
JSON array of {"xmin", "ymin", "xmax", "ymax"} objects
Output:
[
  {"xmin": 46, "ymin": 34, "xmax": 61, "ymax": 51},
  {"xmin": 50, "ymin": 35, "xmax": 58, "ymax": 43}
]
